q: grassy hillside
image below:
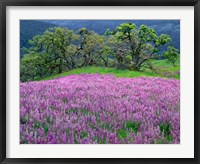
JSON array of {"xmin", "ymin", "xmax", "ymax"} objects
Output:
[
  {"xmin": 38, "ymin": 59, "xmax": 180, "ymax": 81},
  {"xmin": 39, "ymin": 67, "xmax": 157, "ymax": 81},
  {"xmin": 150, "ymin": 58, "xmax": 180, "ymax": 78}
]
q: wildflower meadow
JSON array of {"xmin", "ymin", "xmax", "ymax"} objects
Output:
[{"xmin": 20, "ymin": 74, "xmax": 180, "ymax": 144}]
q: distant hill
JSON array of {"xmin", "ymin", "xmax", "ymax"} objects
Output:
[
  {"xmin": 20, "ymin": 20, "xmax": 57, "ymax": 57},
  {"xmin": 20, "ymin": 20, "xmax": 180, "ymax": 58}
]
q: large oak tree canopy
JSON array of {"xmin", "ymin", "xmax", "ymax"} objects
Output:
[{"xmin": 113, "ymin": 23, "xmax": 172, "ymax": 70}]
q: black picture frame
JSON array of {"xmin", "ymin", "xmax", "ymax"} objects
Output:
[{"xmin": 0, "ymin": 0, "xmax": 199, "ymax": 163}]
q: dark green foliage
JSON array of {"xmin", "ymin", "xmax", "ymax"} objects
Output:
[
  {"xmin": 163, "ymin": 46, "xmax": 179, "ymax": 67},
  {"xmin": 126, "ymin": 121, "xmax": 141, "ymax": 133},
  {"xmin": 20, "ymin": 117, "xmax": 27, "ymax": 124},
  {"xmin": 105, "ymin": 123, "xmax": 110, "ymax": 129},
  {"xmin": 42, "ymin": 123, "xmax": 49, "ymax": 134},
  {"xmin": 160, "ymin": 123, "xmax": 173, "ymax": 143},
  {"xmin": 97, "ymin": 137, "xmax": 107, "ymax": 144},
  {"xmin": 20, "ymin": 27, "xmax": 78, "ymax": 81},
  {"xmin": 80, "ymin": 131, "xmax": 89, "ymax": 138},
  {"xmin": 117, "ymin": 129, "xmax": 127, "ymax": 139},
  {"xmin": 46, "ymin": 117, "xmax": 50, "ymax": 124},
  {"xmin": 155, "ymin": 139, "xmax": 165, "ymax": 144},
  {"xmin": 34, "ymin": 121, "xmax": 40, "ymax": 129},
  {"xmin": 43, "ymin": 126, "xmax": 49, "ymax": 134},
  {"xmin": 62, "ymin": 98, "xmax": 68, "ymax": 103}
]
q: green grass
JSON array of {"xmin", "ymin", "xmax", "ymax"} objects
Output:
[
  {"xmin": 146, "ymin": 58, "xmax": 180, "ymax": 79},
  {"xmin": 38, "ymin": 58, "xmax": 180, "ymax": 81},
  {"xmin": 151, "ymin": 58, "xmax": 180, "ymax": 71},
  {"xmin": 38, "ymin": 66, "xmax": 159, "ymax": 81}
]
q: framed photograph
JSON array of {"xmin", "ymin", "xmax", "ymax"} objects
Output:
[{"xmin": 0, "ymin": 0, "xmax": 199, "ymax": 163}]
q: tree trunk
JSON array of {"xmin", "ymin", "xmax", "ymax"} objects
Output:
[
  {"xmin": 81, "ymin": 55, "xmax": 87, "ymax": 67},
  {"xmin": 101, "ymin": 57, "xmax": 108, "ymax": 67},
  {"xmin": 132, "ymin": 63, "xmax": 140, "ymax": 71},
  {"xmin": 58, "ymin": 58, "xmax": 62, "ymax": 73}
]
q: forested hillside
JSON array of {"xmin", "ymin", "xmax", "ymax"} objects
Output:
[{"xmin": 20, "ymin": 20, "xmax": 180, "ymax": 57}]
